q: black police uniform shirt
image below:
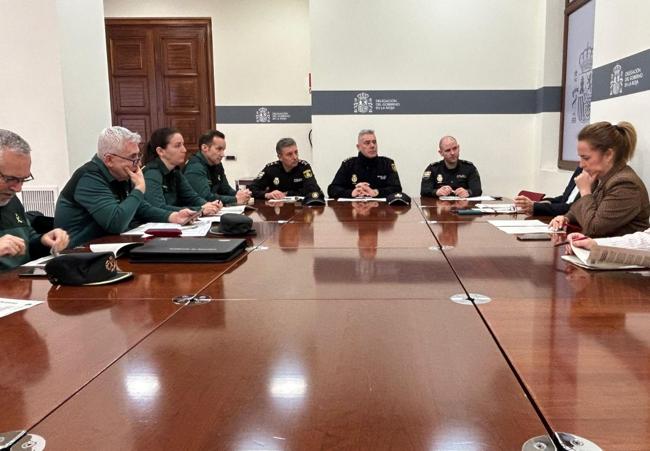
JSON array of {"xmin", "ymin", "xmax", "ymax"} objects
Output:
[
  {"xmin": 420, "ymin": 160, "xmax": 482, "ymax": 197},
  {"xmin": 327, "ymin": 152, "xmax": 403, "ymax": 199},
  {"xmin": 249, "ymin": 160, "xmax": 324, "ymax": 200}
]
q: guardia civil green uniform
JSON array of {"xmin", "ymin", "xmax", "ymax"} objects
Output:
[
  {"xmin": 183, "ymin": 151, "xmax": 238, "ymax": 205},
  {"xmin": 1, "ymin": 196, "xmax": 48, "ymax": 271},
  {"xmin": 143, "ymin": 157, "xmax": 207, "ymax": 211},
  {"xmin": 55, "ymin": 155, "xmax": 171, "ymax": 248}
]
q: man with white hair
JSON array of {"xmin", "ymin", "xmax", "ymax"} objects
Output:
[
  {"xmin": 0, "ymin": 129, "xmax": 69, "ymax": 270},
  {"xmin": 55, "ymin": 126, "xmax": 196, "ymax": 247}
]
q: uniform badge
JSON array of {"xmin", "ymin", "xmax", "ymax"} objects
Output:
[
  {"xmin": 105, "ymin": 256, "xmax": 117, "ymax": 272},
  {"xmin": 394, "ymin": 193, "xmax": 402, "ymax": 198},
  {"xmin": 15, "ymin": 213, "xmax": 24, "ymax": 224},
  {"xmin": 436, "ymin": 174, "xmax": 443, "ymax": 183},
  {"xmin": 423, "ymin": 171, "xmax": 431, "ymax": 179},
  {"xmin": 217, "ymin": 175, "xmax": 221, "ymax": 182},
  {"xmin": 273, "ymin": 177, "xmax": 280, "ymax": 186},
  {"xmin": 303, "ymin": 169, "xmax": 313, "ymax": 178},
  {"xmin": 391, "ymin": 163, "xmax": 397, "ymax": 172},
  {"xmin": 351, "ymin": 174, "xmax": 358, "ymax": 184},
  {"xmin": 311, "ymin": 192, "xmax": 319, "ymax": 198}
]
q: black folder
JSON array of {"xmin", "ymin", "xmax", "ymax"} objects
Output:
[{"xmin": 129, "ymin": 237, "xmax": 247, "ymax": 263}]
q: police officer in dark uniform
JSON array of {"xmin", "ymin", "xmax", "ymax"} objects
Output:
[
  {"xmin": 420, "ymin": 135, "xmax": 482, "ymax": 198},
  {"xmin": 249, "ymin": 138, "xmax": 324, "ymax": 200},
  {"xmin": 328, "ymin": 129, "xmax": 402, "ymax": 199}
]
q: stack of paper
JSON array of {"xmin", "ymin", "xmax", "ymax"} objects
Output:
[
  {"xmin": 488, "ymin": 219, "xmax": 555, "ymax": 235},
  {"xmin": 337, "ymin": 198, "xmax": 386, "ymax": 202},
  {"xmin": 476, "ymin": 203, "xmax": 517, "ymax": 214},
  {"xmin": 561, "ymin": 242, "xmax": 647, "ymax": 270},
  {"xmin": 439, "ymin": 195, "xmax": 496, "ymax": 201}
]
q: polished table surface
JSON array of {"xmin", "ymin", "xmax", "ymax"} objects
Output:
[{"xmin": 3, "ymin": 197, "xmax": 650, "ymax": 450}]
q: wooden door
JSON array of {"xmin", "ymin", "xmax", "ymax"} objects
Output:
[{"xmin": 105, "ymin": 19, "xmax": 215, "ymax": 154}]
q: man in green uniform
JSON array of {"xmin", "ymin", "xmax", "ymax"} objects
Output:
[
  {"xmin": 55, "ymin": 126, "xmax": 196, "ymax": 248},
  {"xmin": 0, "ymin": 129, "xmax": 69, "ymax": 270},
  {"xmin": 184, "ymin": 130, "xmax": 251, "ymax": 205},
  {"xmin": 249, "ymin": 138, "xmax": 324, "ymax": 201}
]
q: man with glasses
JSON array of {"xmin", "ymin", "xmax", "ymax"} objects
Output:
[
  {"xmin": 55, "ymin": 126, "xmax": 196, "ymax": 247},
  {"xmin": 0, "ymin": 129, "xmax": 69, "ymax": 270},
  {"xmin": 328, "ymin": 129, "xmax": 402, "ymax": 199},
  {"xmin": 420, "ymin": 135, "xmax": 482, "ymax": 198}
]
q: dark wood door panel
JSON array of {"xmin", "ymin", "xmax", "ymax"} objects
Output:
[
  {"xmin": 105, "ymin": 19, "xmax": 215, "ymax": 153},
  {"xmin": 112, "ymin": 77, "xmax": 151, "ymax": 113},
  {"xmin": 115, "ymin": 115, "xmax": 152, "ymax": 149}
]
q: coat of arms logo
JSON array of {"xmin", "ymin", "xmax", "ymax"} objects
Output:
[
  {"xmin": 256, "ymin": 107, "xmax": 271, "ymax": 123},
  {"xmin": 353, "ymin": 92, "xmax": 373, "ymax": 114},
  {"xmin": 609, "ymin": 64, "xmax": 624, "ymax": 96},
  {"xmin": 570, "ymin": 44, "xmax": 593, "ymax": 124}
]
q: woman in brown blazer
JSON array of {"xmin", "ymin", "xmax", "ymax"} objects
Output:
[{"xmin": 550, "ymin": 121, "xmax": 650, "ymax": 237}]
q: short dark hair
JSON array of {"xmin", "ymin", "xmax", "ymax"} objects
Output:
[
  {"xmin": 199, "ymin": 130, "xmax": 225, "ymax": 148},
  {"xmin": 276, "ymin": 137, "xmax": 296, "ymax": 155}
]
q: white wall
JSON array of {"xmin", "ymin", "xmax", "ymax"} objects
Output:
[
  {"xmin": 56, "ymin": 0, "xmax": 113, "ymax": 172},
  {"xmin": 0, "ymin": 0, "xmax": 70, "ymax": 187},
  {"xmin": 590, "ymin": 0, "xmax": 650, "ymax": 189},
  {"xmin": 311, "ymin": 0, "xmax": 569, "ymax": 197},
  {"xmin": 103, "ymin": 0, "xmax": 312, "ymax": 181}
]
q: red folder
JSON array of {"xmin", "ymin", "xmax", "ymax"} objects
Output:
[{"xmin": 518, "ymin": 190, "xmax": 545, "ymax": 202}]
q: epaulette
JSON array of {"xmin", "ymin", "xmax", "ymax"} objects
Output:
[
  {"xmin": 459, "ymin": 159, "xmax": 475, "ymax": 166},
  {"xmin": 342, "ymin": 156, "xmax": 356, "ymax": 163},
  {"xmin": 298, "ymin": 159, "xmax": 310, "ymax": 166},
  {"xmin": 265, "ymin": 160, "xmax": 281, "ymax": 168}
]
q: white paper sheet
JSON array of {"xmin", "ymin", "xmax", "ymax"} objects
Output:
[
  {"xmin": 21, "ymin": 255, "xmax": 55, "ymax": 268},
  {"xmin": 0, "ymin": 298, "xmax": 43, "ymax": 319},
  {"xmin": 488, "ymin": 220, "xmax": 547, "ymax": 227},
  {"xmin": 498, "ymin": 226, "xmax": 556, "ymax": 235},
  {"xmin": 439, "ymin": 195, "xmax": 496, "ymax": 201},
  {"xmin": 336, "ymin": 198, "xmax": 387, "ymax": 202}
]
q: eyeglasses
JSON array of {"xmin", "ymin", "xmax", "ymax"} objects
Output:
[
  {"xmin": 108, "ymin": 153, "xmax": 142, "ymax": 166},
  {"xmin": 0, "ymin": 170, "xmax": 34, "ymax": 185}
]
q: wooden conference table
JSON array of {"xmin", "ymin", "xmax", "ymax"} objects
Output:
[{"xmin": 1, "ymin": 198, "xmax": 649, "ymax": 450}]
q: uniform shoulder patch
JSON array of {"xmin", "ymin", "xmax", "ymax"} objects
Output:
[{"xmin": 265, "ymin": 161, "xmax": 280, "ymax": 168}]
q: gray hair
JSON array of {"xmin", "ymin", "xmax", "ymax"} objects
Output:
[
  {"xmin": 358, "ymin": 129, "xmax": 375, "ymax": 140},
  {"xmin": 97, "ymin": 126, "xmax": 141, "ymax": 157},
  {"xmin": 276, "ymin": 137, "xmax": 296, "ymax": 154},
  {"xmin": 0, "ymin": 129, "xmax": 32, "ymax": 155}
]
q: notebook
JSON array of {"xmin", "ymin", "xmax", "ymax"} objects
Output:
[{"xmin": 129, "ymin": 237, "xmax": 247, "ymax": 263}]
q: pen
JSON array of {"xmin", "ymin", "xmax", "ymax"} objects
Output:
[{"xmin": 554, "ymin": 235, "xmax": 589, "ymax": 247}]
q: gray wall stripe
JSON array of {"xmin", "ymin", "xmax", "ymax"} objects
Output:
[
  {"xmin": 214, "ymin": 87, "xmax": 562, "ymax": 123},
  {"xmin": 217, "ymin": 106, "xmax": 312, "ymax": 124},
  {"xmin": 312, "ymin": 88, "xmax": 561, "ymax": 115},
  {"xmin": 592, "ymin": 48, "xmax": 650, "ymax": 102}
]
